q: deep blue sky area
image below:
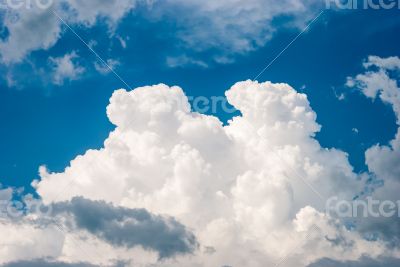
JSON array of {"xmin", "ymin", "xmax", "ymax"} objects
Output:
[{"xmin": 0, "ymin": 8, "xmax": 399, "ymax": 193}]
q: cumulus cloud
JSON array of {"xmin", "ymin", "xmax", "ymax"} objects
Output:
[
  {"xmin": 26, "ymin": 80, "xmax": 399, "ymax": 266},
  {"xmin": 1, "ymin": 75, "xmax": 399, "ymax": 265},
  {"xmin": 49, "ymin": 51, "xmax": 85, "ymax": 85}
]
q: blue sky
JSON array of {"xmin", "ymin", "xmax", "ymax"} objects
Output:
[
  {"xmin": 1, "ymin": 2, "xmax": 400, "ymax": 266},
  {"xmin": 1, "ymin": 8, "xmax": 398, "ymax": 192}
]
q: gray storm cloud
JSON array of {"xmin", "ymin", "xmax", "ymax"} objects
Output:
[{"xmin": 52, "ymin": 197, "xmax": 198, "ymax": 259}]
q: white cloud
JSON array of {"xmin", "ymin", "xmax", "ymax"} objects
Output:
[
  {"xmin": 0, "ymin": 0, "xmax": 138, "ymax": 64},
  {"xmin": 116, "ymin": 35, "xmax": 128, "ymax": 49},
  {"xmin": 154, "ymin": 0, "xmax": 323, "ymax": 60},
  {"xmin": 11, "ymin": 80, "xmax": 393, "ymax": 266},
  {"xmin": 49, "ymin": 51, "xmax": 85, "ymax": 85},
  {"xmin": 0, "ymin": 221, "xmax": 65, "ymax": 264},
  {"xmin": 347, "ymin": 57, "xmax": 400, "ymax": 117},
  {"xmin": 94, "ymin": 59, "xmax": 120, "ymax": 75},
  {"xmin": 0, "ymin": 187, "xmax": 13, "ymax": 201},
  {"xmin": 166, "ymin": 55, "xmax": 208, "ymax": 68},
  {"xmin": 1, "ymin": 76, "xmax": 399, "ymax": 266},
  {"xmin": 0, "ymin": 5, "xmax": 62, "ymax": 64},
  {"xmin": 346, "ymin": 56, "xmax": 400, "ymax": 188},
  {"xmin": 363, "ymin": 55, "xmax": 400, "ymax": 70},
  {"xmin": 0, "ymin": 0, "xmax": 324, "ymax": 64},
  {"xmin": 65, "ymin": 0, "xmax": 137, "ymax": 27}
]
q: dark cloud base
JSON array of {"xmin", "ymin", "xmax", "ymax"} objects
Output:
[
  {"xmin": 52, "ymin": 197, "xmax": 198, "ymax": 259},
  {"xmin": 308, "ymin": 256, "xmax": 400, "ymax": 267}
]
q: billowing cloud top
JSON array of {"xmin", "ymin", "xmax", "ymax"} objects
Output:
[
  {"xmin": 0, "ymin": 76, "xmax": 386, "ymax": 266},
  {"xmin": 1, "ymin": 57, "xmax": 400, "ymax": 266}
]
